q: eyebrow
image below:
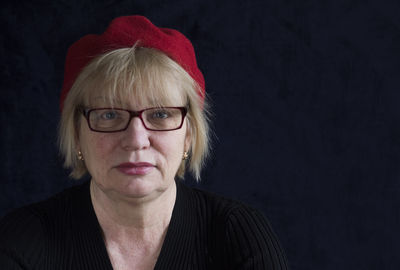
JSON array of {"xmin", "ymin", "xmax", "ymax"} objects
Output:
[
  {"xmin": 90, "ymin": 96, "xmax": 126, "ymax": 105},
  {"xmin": 89, "ymin": 96, "xmax": 157, "ymax": 109}
]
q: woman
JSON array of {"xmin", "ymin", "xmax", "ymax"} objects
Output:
[{"xmin": 0, "ymin": 15, "xmax": 288, "ymax": 269}]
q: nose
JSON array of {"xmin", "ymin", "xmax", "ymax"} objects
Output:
[{"xmin": 120, "ymin": 116, "xmax": 151, "ymax": 151}]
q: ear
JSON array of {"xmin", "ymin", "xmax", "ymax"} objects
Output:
[
  {"xmin": 75, "ymin": 118, "xmax": 83, "ymax": 153},
  {"xmin": 184, "ymin": 123, "xmax": 192, "ymax": 153}
]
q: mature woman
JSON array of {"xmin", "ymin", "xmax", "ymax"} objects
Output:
[{"xmin": 0, "ymin": 15, "xmax": 288, "ymax": 269}]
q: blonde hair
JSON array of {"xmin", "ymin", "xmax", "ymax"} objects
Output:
[{"xmin": 58, "ymin": 46, "xmax": 211, "ymax": 181}]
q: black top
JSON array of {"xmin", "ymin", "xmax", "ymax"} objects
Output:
[{"xmin": 0, "ymin": 181, "xmax": 289, "ymax": 269}]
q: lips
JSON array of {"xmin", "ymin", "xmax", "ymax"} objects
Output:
[{"xmin": 116, "ymin": 162, "xmax": 155, "ymax": 176}]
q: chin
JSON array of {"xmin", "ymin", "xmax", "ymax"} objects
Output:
[{"xmin": 115, "ymin": 174, "xmax": 170, "ymax": 199}]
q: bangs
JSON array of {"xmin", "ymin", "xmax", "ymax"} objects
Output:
[{"xmin": 80, "ymin": 46, "xmax": 188, "ymax": 109}]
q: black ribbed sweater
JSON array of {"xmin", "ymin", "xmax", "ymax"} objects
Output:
[{"xmin": 0, "ymin": 181, "xmax": 288, "ymax": 269}]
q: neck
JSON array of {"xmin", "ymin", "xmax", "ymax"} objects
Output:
[
  {"xmin": 90, "ymin": 180, "xmax": 177, "ymax": 269},
  {"xmin": 90, "ymin": 179, "xmax": 177, "ymax": 232}
]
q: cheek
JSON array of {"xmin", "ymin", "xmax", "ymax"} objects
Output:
[
  {"xmin": 81, "ymin": 133, "xmax": 117, "ymax": 174},
  {"xmin": 154, "ymin": 132, "xmax": 186, "ymax": 169}
]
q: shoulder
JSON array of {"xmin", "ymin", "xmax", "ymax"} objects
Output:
[
  {"xmin": 0, "ymin": 182, "xmax": 89, "ymax": 268},
  {"xmin": 179, "ymin": 183, "xmax": 289, "ymax": 269},
  {"xmin": 184, "ymin": 183, "xmax": 272, "ymax": 227},
  {"xmin": 0, "ymin": 182, "xmax": 87, "ymax": 228}
]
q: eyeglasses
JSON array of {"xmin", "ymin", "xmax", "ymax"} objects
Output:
[{"xmin": 81, "ymin": 107, "xmax": 188, "ymax": 132}]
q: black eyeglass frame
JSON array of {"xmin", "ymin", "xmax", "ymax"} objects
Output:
[{"xmin": 80, "ymin": 106, "xmax": 188, "ymax": 133}]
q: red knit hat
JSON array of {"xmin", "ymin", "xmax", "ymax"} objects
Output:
[{"xmin": 60, "ymin": 15, "xmax": 205, "ymax": 110}]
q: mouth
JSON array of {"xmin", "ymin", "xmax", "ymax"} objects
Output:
[{"xmin": 116, "ymin": 162, "xmax": 155, "ymax": 176}]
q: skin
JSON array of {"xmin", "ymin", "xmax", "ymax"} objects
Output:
[{"xmin": 77, "ymin": 98, "xmax": 191, "ymax": 270}]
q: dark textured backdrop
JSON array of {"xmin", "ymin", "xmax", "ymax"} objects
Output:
[{"xmin": 1, "ymin": 0, "xmax": 399, "ymax": 269}]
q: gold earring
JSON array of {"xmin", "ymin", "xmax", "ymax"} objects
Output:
[
  {"xmin": 77, "ymin": 151, "xmax": 84, "ymax": 161},
  {"xmin": 182, "ymin": 151, "xmax": 189, "ymax": 160}
]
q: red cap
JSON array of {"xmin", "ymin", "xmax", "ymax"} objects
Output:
[{"xmin": 60, "ymin": 15, "xmax": 205, "ymax": 110}]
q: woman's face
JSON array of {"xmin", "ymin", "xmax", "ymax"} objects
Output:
[{"xmin": 78, "ymin": 97, "xmax": 190, "ymax": 201}]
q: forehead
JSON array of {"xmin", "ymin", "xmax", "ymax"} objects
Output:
[
  {"xmin": 82, "ymin": 70, "xmax": 187, "ymax": 109},
  {"xmin": 87, "ymin": 91, "xmax": 185, "ymax": 109}
]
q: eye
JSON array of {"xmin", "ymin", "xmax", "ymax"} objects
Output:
[
  {"xmin": 152, "ymin": 110, "xmax": 170, "ymax": 119},
  {"xmin": 100, "ymin": 110, "xmax": 119, "ymax": 120}
]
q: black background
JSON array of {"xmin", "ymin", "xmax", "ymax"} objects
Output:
[{"xmin": 1, "ymin": 1, "xmax": 399, "ymax": 269}]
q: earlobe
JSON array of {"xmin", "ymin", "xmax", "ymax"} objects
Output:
[{"xmin": 77, "ymin": 150, "xmax": 85, "ymax": 161}]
